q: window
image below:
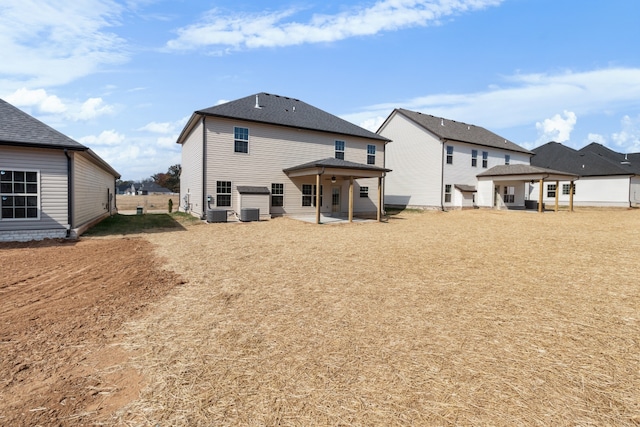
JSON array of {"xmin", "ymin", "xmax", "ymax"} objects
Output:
[
  {"xmin": 360, "ymin": 186, "xmax": 369, "ymax": 198},
  {"xmin": 302, "ymin": 184, "xmax": 322, "ymax": 207},
  {"xmin": 446, "ymin": 146, "xmax": 453, "ymax": 164},
  {"xmin": 503, "ymin": 186, "xmax": 515, "ymax": 203},
  {"xmin": 335, "ymin": 140, "xmax": 345, "ymax": 160},
  {"xmin": 444, "ymin": 184, "xmax": 452, "ymax": 203},
  {"xmin": 271, "ymin": 183, "xmax": 284, "ymax": 207},
  {"xmin": 562, "ymin": 183, "xmax": 576, "ymax": 195},
  {"xmin": 1, "ymin": 170, "xmax": 39, "ymax": 220},
  {"xmin": 367, "ymin": 145, "xmax": 376, "ymax": 165},
  {"xmin": 234, "ymin": 127, "xmax": 249, "ymax": 153},
  {"xmin": 216, "ymin": 181, "xmax": 232, "ymax": 206},
  {"xmin": 482, "ymin": 151, "xmax": 488, "ymax": 168},
  {"xmin": 505, "ymin": 154, "xmax": 510, "ymax": 165},
  {"xmin": 471, "ymin": 150, "xmax": 478, "ymax": 167},
  {"xmin": 547, "ymin": 184, "xmax": 556, "ymax": 198}
]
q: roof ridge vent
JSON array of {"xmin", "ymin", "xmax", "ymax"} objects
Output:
[{"xmin": 254, "ymin": 95, "xmax": 262, "ymax": 109}]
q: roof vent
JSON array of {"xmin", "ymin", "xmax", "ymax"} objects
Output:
[
  {"xmin": 254, "ymin": 95, "xmax": 262, "ymax": 109},
  {"xmin": 440, "ymin": 118, "xmax": 444, "ymax": 126},
  {"xmin": 467, "ymin": 125, "xmax": 470, "ymax": 130}
]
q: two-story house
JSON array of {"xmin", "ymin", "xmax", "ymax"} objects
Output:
[
  {"xmin": 176, "ymin": 93, "xmax": 391, "ymax": 224},
  {"xmin": 377, "ymin": 108, "xmax": 533, "ymax": 209}
]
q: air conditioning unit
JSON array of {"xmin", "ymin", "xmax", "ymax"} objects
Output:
[
  {"xmin": 240, "ymin": 208, "xmax": 260, "ymax": 222},
  {"xmin": 206, "ymin": 209, "xmax": 227, "ymax": 223}
]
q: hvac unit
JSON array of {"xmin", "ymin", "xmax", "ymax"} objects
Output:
[
  {"xmin": 240, "ymin": 208, "xmax": 260, "ymax": 222},
  {"xmin": 206, "ymin": 209, "xmax": 227, "ymax": 223}
]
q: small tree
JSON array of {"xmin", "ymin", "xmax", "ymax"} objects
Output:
[{"xmin": 168, "ymin": 198, "xmax": 174, "ymax": 213}]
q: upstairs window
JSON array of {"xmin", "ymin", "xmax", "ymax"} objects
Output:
[
  {"xmin": 216, "ymin": 181, "xmax": 232, "ymax": 206},
  {"xmin": 1, "ymin": 170, "xmax": 39, "ymax": 220},
  {"xmin": 271, "ymin": 183, "xmax": 284, "ymax": 207},
  {"xmin": 446, "ymin": 146, "xmax": 453, "ymax": 164},
  {"xmin": 367, "ymin": 145, "xmax": 376, "ymax": 165},
  {"xmin": 505, "ymin": 154, "xmax": 511, "ymax": 165},
  {"xmin": 471, "ymin": 150, "xmax": 478, "ymax": 167},
  {"xmin": 335, "ymin": 140, "xmax": 345, "ymax": 160},
  {"xmin": 547, "ymin": 184, "xmax": 556, "ymax": 198},
  {"xmin": 234, "ymin": 127, "xmax": 249, "ymax": 153},
  {"xmin": 482, "ymin": 151, "xmax": 488, "ymax": 168}
]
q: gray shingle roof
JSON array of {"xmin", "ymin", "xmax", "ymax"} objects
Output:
[
  {"xmin": 187, "ymin": 93, "xmax": 389, "ymax": 142},
  {"xmin": 0, "ymin": 98, "xmax": 85, "ymax": 149},
  {"xmin": 283, "ymin": 157, "xmax": 391, "ymax": 173},
  {"xmin": 578, "ymin": 142, "xmax": 640, "ymax": 174},
  {"xmin": 532, "ymin": 142, "xmax": 638, "ymax": 176},
  {"xmin": 391, "ymin": 108, "xmax": 532, "ymax": 154},
  {"xmin": 477, "ymin": 164, "xmax": 578, "ymax": 178}
]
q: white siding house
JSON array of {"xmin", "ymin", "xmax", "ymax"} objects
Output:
[
  {"xmin": 177, "ymin": 93, "xmax": 391, "ymax": 224},
  {"xmin": 378, "ymin": 109, "xmax": 532, "ymax": 209},
  {"xmin": 0, "ymin": 99, "xmax": 120, "ymax": 242}
]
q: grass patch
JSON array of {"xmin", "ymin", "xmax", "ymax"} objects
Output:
[{"xmin": 84, "ymin": 212, "xmax": 201, "ymax": 236}]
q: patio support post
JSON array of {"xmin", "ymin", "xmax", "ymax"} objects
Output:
[
  {"xmin": 377, "ymin": 176, "xmax": 382, "ymax": 222},
  {"xmin": 315, "ymin": 173, "xmax": 321, "ymax": 224},
  {"xmin": 538, "ymin": 178, "xmax": 544, "ymax": 213},
  {"xmin": 554, "ymin": 180, "xmax": 559, "ymax": 212},
  {"xmin": 349, "ymin": 176, "xmax": 354, "ymax": 223},
  {"xmin": 569, "ymin": 180, "xmax": 574, "ymax": 212}
]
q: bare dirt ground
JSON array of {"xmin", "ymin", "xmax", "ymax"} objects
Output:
[
  {"xmin": 116, "ymin": 194, "xmax": 177, "ymax": 213},
  {"xmin": 2, "ymin": 208, "xmax": 640, "ymax": 426},
  {"xmin": 0, "ymin": 238, "xmax": 183, "ymax": 426}
]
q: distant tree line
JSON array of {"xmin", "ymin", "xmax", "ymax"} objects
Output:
[{"xmin": 117, "ymin": 164, "xmax": 180, "ymax": 193}]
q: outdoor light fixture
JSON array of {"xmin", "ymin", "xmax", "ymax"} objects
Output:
[{"xmin": 331, "ymin": 176, "xmax": 336, "ymax": 183}]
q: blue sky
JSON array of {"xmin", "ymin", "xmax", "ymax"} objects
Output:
[{"xmin": 2, "ymin": 0, "xmax": 640, "ymax": 180}]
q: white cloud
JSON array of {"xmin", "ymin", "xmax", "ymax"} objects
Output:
[
  {"xmin": 587, "ymin": 133, "xmax": 607, "ymax": 145},
  {"xmin": 72, "ymin": 97, "xmax": 114, "ymax": 121},
  {"xmin": 611, "ymin": 115, "xmax": 640, "ymax": 152},
  {"xmin": 78, "ymin": 129, "xmax": 125, "ymax": 146},
  {"xmin": 166, "ymin": 0, "xmax": 504, "ymax": 51},
  {"xmin": 535, "ymin": 110, "xmax": 577, "ymax": 144},
  {"xmin": 0, "ymin": 0, "xmax": 127, "ymax": 88},
  {"xmin": 137, "ymin": 116, "xmax": 189, "ymax": 134},
  {"xmin": 5, "ymin": 87, "xmax": 66, "ymax": 113}
]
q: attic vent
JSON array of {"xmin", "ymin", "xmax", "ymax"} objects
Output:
[
  {"xmin": 440, "ymin": 118, "xmax": 444, "ymax": 126},
  {"xmin": 467, "ymin": 126, "xmax": 470, "ymax": 130},
  {"xmin": 254, "ymin": 95, "xmax": 262, "ymax": 109}
]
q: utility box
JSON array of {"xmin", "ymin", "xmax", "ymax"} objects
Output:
[
  {"xmin": 206, "ymin": 209, "xmax": 227, "ymax": 223},
  {"xmin": 240, "ymin": 208, "xmax": 260, "ymax": 222},
  {"xmin": 136, "ymin": 206, "xmax": 143, "ymax": 215}
]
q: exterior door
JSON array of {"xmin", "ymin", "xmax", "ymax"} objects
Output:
[{"xmin": 332, "ymin": 187, "xmax": 341, "ymax": 213}]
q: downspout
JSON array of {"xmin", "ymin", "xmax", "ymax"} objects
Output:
[
  {"xmin": 201, "ymin": 115, "xmax": 207, "ymax": 219},
  {"xmin": 64, "ymin": 149, "xmax": 73, "ymax": 237},
  {"xmin": 440, "ymin": 140, "xmax": 446, "ymax": 211}
]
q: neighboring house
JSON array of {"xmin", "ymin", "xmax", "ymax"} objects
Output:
[
  {"xmin": 176, "ymin": 93, "xmax": 391, "ymax": 223},
  {"xmin": 0, "ymin": 99, "xmax": 120, "ymax": 242},
  {"xmin": 530, "ymin": 142, "xmax": 640, "ymax": 207},
  {"xmin": 377, "ymin": 108, "xmax": 533, "ymax": 209}
]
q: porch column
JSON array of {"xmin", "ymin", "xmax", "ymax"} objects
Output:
[
  {"xmin": 377, "ymin": 176, "xmax": 382, "ymax": 222},
  {"xmin": 538, "ymin": 179, "xmax": 544, "ymax": 213},
  {"xmin": 554, "ymin": 180, "xmax": 559, "ymax": 212},
  {"xmin": 569, "ymin": 180, "xmax": 574, "ymax": 212},
  {"xmin": 315, "ymin": 173, "xmax": 321, "ymax": 224},
  {"xmin": 348, "ymin": 176, "xmax": 354, "ymax": 223}
]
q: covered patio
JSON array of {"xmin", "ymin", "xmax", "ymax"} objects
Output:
[
  {"xmin": 283, "ymin": 158, "xmax": 391, "ymax": 224},
  {"xmin": 477, "ymin": 165, "xmax": 579, "ymax": 212}
]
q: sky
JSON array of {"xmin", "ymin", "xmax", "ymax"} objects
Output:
[{"xmin": 2, "ymin": 0, "xmax": 640, "ymax": 181}]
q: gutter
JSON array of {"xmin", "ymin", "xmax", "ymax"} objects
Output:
[
  {"xmin": 202, "ymin": 115, "xmax": 207, "ymax": 219},
  {"xmin": 64, "ymin": 149, "xmax": 73, "ymax": 236},
  {"xmin": 440, "ymin": 140, "xmax": 446, "ymax": 211}
]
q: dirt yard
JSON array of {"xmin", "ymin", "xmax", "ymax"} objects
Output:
[
  {"xmin": 116, "ymin": 194, "xmax": 178, "ymax": 213},
  {"xmin": 2, "ymin": 209, "xmax": 640, "ymax": 426}
]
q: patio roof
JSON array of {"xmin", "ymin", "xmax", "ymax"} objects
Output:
[
  {"xmin": 477, "ymin": 164, "xmax": 578, "ymax": 181},
  {"xmin": 283, "ymin": 157, "xmax": 391, "ymax": 179}
]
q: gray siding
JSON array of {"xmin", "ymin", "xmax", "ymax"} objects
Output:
[
  {"xmin": 0, "ymin": 146, "xmax": 68, "ymax": 233},
  {"xmin": 179, "ymin": 119, "xmax": 204, "ymax": 217},
  {"xmin": 72, "ymin": 152, "xmax": 116, "ymax": 228}
]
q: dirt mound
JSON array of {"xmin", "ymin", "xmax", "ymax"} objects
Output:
[{"xmin": 0, "ymin": 237, "xmax": 183, "ymax": 426}]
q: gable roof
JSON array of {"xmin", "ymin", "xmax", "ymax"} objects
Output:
[
  {"xmin": 177, "ymin": 93, "xmax": 389, "ymax": 144},
  {"xmin": 579, "ymin": 142, "xmax": 640, "ymax": 174},
  {"xmin": 477, "ymin": 164, "xmax": 577, "ymax": 179},
  {"xmin": 531, "ymin": 142, "xmax": 637, "ymax": 177},
  {"xmin": 0, "ymin": 98, "xmax": 86, "ymax": 149},
  {"xmin": 383, "ymin": 108, "xmax": 531, "ymax": 154}
]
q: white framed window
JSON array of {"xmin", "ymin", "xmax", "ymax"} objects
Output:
[
  {"xmin": 482, "ymin": 151, "xmax": 488, "ymax": 168},
  {"xmin": 1, "ymin": 170, "xmax": 40, "ymax": 220},
  {"xmin": 367, "ymin": 145, "xmax": 376, "ymax": 165},
  {"xmin": 446, "ymin": 146, "xmax": 453, "ymax": 164},
  {"xmin": 444, "ymin": 184, "xmax": 452, "ymax": 203},
  {"xmin": 471, "ymin": 149, "xmax": 478, "ymax": 167},
  {"xmin": 360, "ymin": 186, "xmax": 369, "ymax": 198},
  {"xmin": 547, "ymin": 184, "xmax": 556, "ymax": 198},
  {"xmin": 505, "ymin": 154, "xmax": 510, "ymax": 165},
  {"xmin": 271, "ymin": 183, "xmax": 284, "ymax": 207},
  {"xmin": 562, "ymin": 183, "xmax": 575, "ymax": 195},
  {"xmin": 335, "ymin": 140, "xmax": 345, "ymax": 160},
  {"xmin": 302, "ymin": 184, "xmax": 322, "ymax": 207},
  {"xmin": 216, "ymin": 181, "xmax": 232, "ymax": 206},
  {"xmin": 234, "ymin": 127, "xmax": 249, "ymax": 153},
  {"xmin": 503, "ymin": 186, "xmax": 515, "ymax": 203}
]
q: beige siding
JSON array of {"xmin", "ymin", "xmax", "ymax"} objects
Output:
[
  {"xmin": 0, "ymin": 146, "xmax": 68, "ymax": 232},
  {"xmin": 72, "ymin": 152, "xmax": 116, "ymax": 228},
  {"xmin": 204, "ymin": 118, "xmax": 385, "ymax": 216},
  {"xmin": 179, "ymin": 119, "xmax": 204, "ymax": 216},
  {"xmin": 379, "ymin": 112, "xmax": 443, "ymax": 208}
]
